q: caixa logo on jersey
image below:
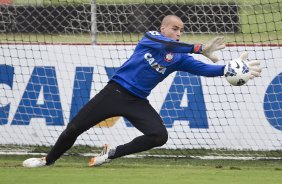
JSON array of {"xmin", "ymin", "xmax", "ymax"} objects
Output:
[{"xmin": 0, "ymin": 64, "xmax": 281, "ymax": 131}]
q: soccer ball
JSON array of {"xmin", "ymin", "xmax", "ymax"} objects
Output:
[{"xmin": 224, "ymin": 58, "xmax": 250, "ymax": 86}]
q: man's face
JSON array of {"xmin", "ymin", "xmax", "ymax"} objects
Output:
[{"xmin": 160, "ymin": 18, "xmax": 184, "ymax": 41}]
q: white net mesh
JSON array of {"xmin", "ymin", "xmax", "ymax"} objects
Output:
[{"xmin": 0, "ymin": 0, "xmax": 281, "ymax": 158}]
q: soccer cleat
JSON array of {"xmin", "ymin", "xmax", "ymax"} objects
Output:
[
  {"xmin": 22, "ymin": 157, "xmax": 47, "ymax": 168},
  {"xmin": 88, "ymin": 144, "xmax": 111, "ymax": 167}
]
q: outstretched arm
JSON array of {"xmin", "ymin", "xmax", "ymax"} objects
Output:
[
  {"xmin": 177, "ymin": 54, "xmax": 225, "ymax": 77},
  {"xmin": 140, "ymin": 31, "xmax": 204, "ymax": 54},
  {"xmin": 178, "ymin": 52, "xmax": 262, "ymax": 80},
  {"xmin": 140, "ymin": 32, "xmax": 226, "ymax": 62}
]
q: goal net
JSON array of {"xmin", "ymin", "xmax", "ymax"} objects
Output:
[{"xmin": 0, "ymin": 0, "xmax": 281, "ymax": 158}]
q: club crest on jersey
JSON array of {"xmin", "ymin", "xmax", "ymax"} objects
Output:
[{"xmin": 165, "ymin": 53, "xmax": 173, "ymax": 62}]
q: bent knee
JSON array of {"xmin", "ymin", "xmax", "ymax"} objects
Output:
[{"xmin": 151, "ymin": 129, "xmax": 168, "ymax": 147}]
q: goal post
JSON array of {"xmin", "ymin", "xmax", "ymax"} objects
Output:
[
  {"xmin": 0, "ymin": 0, "xmax": 281, "ymax": 158},
  {"xmin": 91, "ymin": 0, "xmax": 97, "ymax": 44}
]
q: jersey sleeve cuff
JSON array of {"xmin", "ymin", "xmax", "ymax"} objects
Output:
[{"xmin": 193, "ymin": 44, "xmax": 203, "ymax": 54}]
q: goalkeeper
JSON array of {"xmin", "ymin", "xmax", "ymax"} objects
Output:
[{"xmin": 23, "ymin": 15, "xmax": 261, "ymax": 167}]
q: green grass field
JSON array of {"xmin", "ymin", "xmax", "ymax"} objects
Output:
[{"xmin": 1, "ymin": 155, "xmax": 282, "ymax": 184}]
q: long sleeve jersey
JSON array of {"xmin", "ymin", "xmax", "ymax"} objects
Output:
[{"xmin": 111, "ymin": 31, "xmax": 225, "ymax": 99}]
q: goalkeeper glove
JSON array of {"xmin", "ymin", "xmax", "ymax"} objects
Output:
[
  {"xmin": 224, "ymin": 52, "xmax": 262, "ymax": 86},
  {"xmin": 202, "ymin": 36, "xmax": 226, "ymax": 63},
  {"xmin": 240, "ymin": 52, "xmax": 262, "ymax": 79}
]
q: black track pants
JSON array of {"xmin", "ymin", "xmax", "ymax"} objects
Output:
[{"xmin": 46, "ymin": 81, "xmax": 168, "ymax": 164}]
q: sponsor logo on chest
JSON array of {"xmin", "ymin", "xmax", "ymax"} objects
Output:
[{"xmin": 144, "ymin": 53, "xmax": 166, "ymax": 74}]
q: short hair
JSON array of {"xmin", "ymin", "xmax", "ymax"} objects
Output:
[{"xmin": 161, "ymin": 15, "xmax": 183, "ymax": 27}]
